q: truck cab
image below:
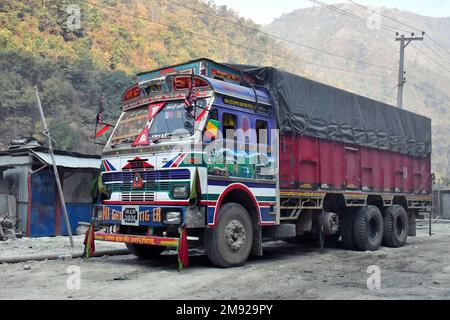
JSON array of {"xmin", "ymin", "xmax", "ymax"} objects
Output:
[{"xmin": 95, "ymin": 59, "xmax": 279, "ymax": 267}]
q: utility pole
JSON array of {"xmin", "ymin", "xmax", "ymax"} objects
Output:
[
  {"xmin": 34, "ymin": 86, "xmax": 74, "ymax": 248},
  {"xmin": 396, "ymin": 32, "xmax": 425, "ymax": 108}
]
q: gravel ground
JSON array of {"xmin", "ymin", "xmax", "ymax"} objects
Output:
[
  {"xmin": 0, "ymin": 235, "xmax": 125, "ymax": 259},
  {"xmin": 0, "ymin": 220, "xmax": 449, "ymax": 300}
]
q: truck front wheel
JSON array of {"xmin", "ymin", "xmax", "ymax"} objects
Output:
[
  {"xmin": 126, "ymin": 243, "xmax": 165, "ymax": 259},
  {"xmin": 205, "ymin": 203, "xmax": 253, "ymax": 268}
]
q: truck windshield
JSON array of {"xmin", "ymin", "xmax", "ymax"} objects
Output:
[
  {"xmin": 109, "ymin": 100, "xmax": 206, "ymax": 148},
  {"xmin": 149, "ymin": 102, "xmax": 194, "ymax": 139},
  {"xmin": 110, "ymin": 107, "xmax": 149, "ymax": 147}
]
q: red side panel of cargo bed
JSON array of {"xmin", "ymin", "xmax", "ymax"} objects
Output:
[{"xmin": 279, "ymin": 134, "xmax": 431, "ymax": 195}]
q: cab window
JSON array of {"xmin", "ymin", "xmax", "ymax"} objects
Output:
[
  {"xmin": 222, "ymin": 112, "xmax": 237, "ymax": 135},
  {"xmin": 256, "ymin": 119, "xmax": 269, "ymax": 145}
]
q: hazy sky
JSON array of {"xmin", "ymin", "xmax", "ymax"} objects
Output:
[{"xmin": 212, "ymin": 0, "xmax": 450, "ymax": 24}]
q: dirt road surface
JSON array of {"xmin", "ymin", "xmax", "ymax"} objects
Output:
[{"xmin": 1, "ymin": 221, "xmax": 449, "ymax": 300}]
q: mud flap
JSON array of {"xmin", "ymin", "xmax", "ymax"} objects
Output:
[
  {"xmin": 407, "ymin": 210, "xmax": 417, "ymax": 237},
  {"xmin": 251, "ymin": 224, "xmax": 263, "ymax": 257}
]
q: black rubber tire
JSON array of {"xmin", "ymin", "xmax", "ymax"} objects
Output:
[
  {"xmin": 353, "ymin": 206, "xmax": 384, "ymax": 251},
  {"xmin": 382, "ymin": 205, "xmax": 408, "ymax": 248},
  {"xmin": 126, "ymin": 243, "xmax": 165, "ymax": 259},
  {"xmin": 340, "ymin": 208, "xmax": 356, "ymax": 250},
  {"xmin": 205, "ymin": 203, "xmax": 253, "ymax": 268}
]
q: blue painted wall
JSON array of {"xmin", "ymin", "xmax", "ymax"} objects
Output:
[
  {"xmin": 30, "ymin": 170, "xmax": 93, "ymax": 237},
  {"xmin": 61, "ymin": 204, "xmax": 92, "ymax": 236},
  {"xmin": 30, "ymin": 171, "xmax": 56, "ymax": 237}
]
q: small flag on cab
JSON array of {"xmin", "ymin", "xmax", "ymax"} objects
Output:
[
  {"xmin": 94, "ymin": 93, "xmax": 113, "ymax": 138},
  {"xmin": 178, "ymin": 224, "xmax": 189, "ymax": 271},
  {"xmin": 184, "ymin": 74, "xmax": 197, "ymax": 110},
  {"xmin": 82, "ymin": 221, "xmax": 96, "ymax": 259}
]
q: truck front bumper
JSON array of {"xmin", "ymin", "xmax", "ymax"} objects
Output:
[
  {"xmin": 96, "ymin": 204, "xmax": 205, "ymax": 229},
  {"xmin": 95, "ymin": 232, "xmax": 179, "ymax": 247}
]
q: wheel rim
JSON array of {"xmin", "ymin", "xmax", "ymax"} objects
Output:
[
  {"xmin": 329, "ymin": 215, "xmax": 339, "ymax": 233},
  {"xmin": 225, "ymin": 219, "xmax": 246, "ymax": 252},
  {"xmin": 368, "ymin": 217, "xmax": 379, "ymax": 241}
]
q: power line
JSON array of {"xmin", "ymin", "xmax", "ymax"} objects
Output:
[
  {"xmin": 79, "ymin": 0, "xmax": 394, "ymax": 79},
  {"xmin": 347, "ymin": 0, "xmax": 418, "ymax": 34},
  {"xmin": 310, "ymin": 0, "xmax": 450, "ymax": 107},
  {"xmin": 162, "ymin": 0, "xmax": 395, "ymax": 72},
  {"xmin": 422, "ymin": 41, "xmax": 450, "ymax": 67},
  {"xmin": 348, "ymin": 0, "xmax": 450, "ymax": 65},
  {"xmin": 309, "ymin": 0, "xmax": 408, "ymax": 33},
  {"xmin": 411, "ymin": 44, "xmax": 450, "ymax": 74},
  {"xmin": 312, "ymin": 0, "xmax": 450, "ymax": 76},
  {"xmin": 427, "ymin": 35, "xmax": 450, "ymax": 59}
]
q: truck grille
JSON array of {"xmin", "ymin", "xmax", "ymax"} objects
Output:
[
  {"xmin": 121, "ymin": 192, "xmax": 155, "ymax": 202},
  {"xmin": 102, "ymin": 170, "xmax": 190, "ymax": 183},
  {"xmin": 102, "ymin": 169, "xmax": 190, "ymax": 202}
]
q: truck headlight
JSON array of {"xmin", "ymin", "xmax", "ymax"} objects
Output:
[
  {"xmin": 164, "ymin": 211, "xmax": 181, "ymax": 225},
  {"xmin": 172, "ymin": 185, "xmax": 190, "ymax": 199}
]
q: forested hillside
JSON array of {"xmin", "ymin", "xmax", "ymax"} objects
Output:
[
  {"xmin": 0, "ymin": 0, "xmax": 448, "ymax": 180},
  {"xmin": 266, "ymin": 3, "xmax": 450, "ymax": 181},
  {"xmin": 0, "ymin": 0, "xmax": 299, "ymax": 153}
]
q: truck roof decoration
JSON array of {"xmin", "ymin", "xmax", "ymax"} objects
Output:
[{"xmin": 136, "ymin": 58, "xmax": 255, "ymax": 84}]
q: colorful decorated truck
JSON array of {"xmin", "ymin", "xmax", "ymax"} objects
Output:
[{"xmin": 94, "ymin": 59, "xmax": 432, "ymax": 267}]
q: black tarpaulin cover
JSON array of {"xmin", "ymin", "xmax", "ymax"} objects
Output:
[{"xmin": 227, "ymin": 64, "xmax": 432, "ymax": 158}]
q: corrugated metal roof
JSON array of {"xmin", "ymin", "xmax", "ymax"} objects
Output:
[
  {"xmin": 0, "ymin": 155, "xmax": 32, "ymax": 167},
  {"xmin": 32, "ymin": 151, "xmax": 101, "ymax": 169}
]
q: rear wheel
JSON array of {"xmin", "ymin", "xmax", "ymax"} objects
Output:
[
  {"xmin": 205, "ymin": 203, "xmax": 253, "ymax": 268},
  {"xmin": 383, "ymin": 205, "xmax": 408, "ymax": 248},
  {"xmin": 353, "ymin": 206, "xmax": 384, "ymax": 251},
  {"xmin": 340, "ymin": 208, "xmax": 356, "ymax": 250},
  {"xmin": 126, "ymin": 243, "xmax": 165, "ymax": 259}
]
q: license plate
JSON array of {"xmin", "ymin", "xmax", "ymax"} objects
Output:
[{"xmin": 122, "ymin": 206, "xmax": 139, "ymax": 226}]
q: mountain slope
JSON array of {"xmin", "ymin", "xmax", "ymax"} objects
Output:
[
  {"xmin": 0, "ymin": 0, "xmax": 302, "ymax": 152},
  {"xmin": 0, "ymin": 0, "xmax": 448, "ymax": 180},
  {"xmin": 265, "ymin": 3, "xmax": 450, "ymax": 181}
]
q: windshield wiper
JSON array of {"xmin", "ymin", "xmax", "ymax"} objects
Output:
[
  {"xmin": 152, "ymin": 134, "xmax": 172, "ymax": 144},
  {"xmin": 110, "ymin": 137, "xmax": 135, "ymax": 148},
  {"xmin": 151, "ymin": 132, "xmax": 194, "ymax": 144}
]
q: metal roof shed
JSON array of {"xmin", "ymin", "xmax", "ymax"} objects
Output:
[{"xmin": 0, "ymin": 147, "xmax": 101, "ymax": 237}]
